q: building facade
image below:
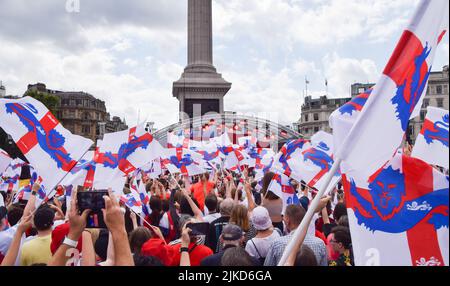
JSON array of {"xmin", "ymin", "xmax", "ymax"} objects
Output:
[
  {"xmin": 27, "ymin": 83, "xmax": 128, "ymax": 143},
  {"xmin": 351, "ymin": 83, "xmax": 375, "ymax": 98},
  {"xmin": 295, "ymin": 95, "xmax": 352, "ymax": 138},
  {"xmin": 408, "ymin": 65, "xmax": 449, "ymax": 144},
  {"xmin": 0, "ymin": 82, "xmax": 5, "ymax": 98}
]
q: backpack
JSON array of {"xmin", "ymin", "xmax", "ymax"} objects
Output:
[{"xmin": 250, "ymin": 239, "xmax": 266, "ymax": 266}]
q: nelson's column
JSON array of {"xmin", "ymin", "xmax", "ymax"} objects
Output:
[{"xmin": 172, "ymin": 0, "xmax": 232, "ymax": 121}]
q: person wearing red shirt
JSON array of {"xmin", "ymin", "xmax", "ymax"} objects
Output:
[{"xmin": 190, "ymin": 173, "xmax": 216, "ymax": 212}]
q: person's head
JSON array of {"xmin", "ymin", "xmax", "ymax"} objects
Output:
[
  {"xmin": 94, "ymin": 229, "xmax": 109, "ymax": 261},
  {"xmin": 161, "ymin": 199, "xmax": 169, "ymax": 213},
  {"xmin": 299, "ymin": 196, "xmax": 309, "ymax": 211},
  {"xmin": 219, "ymin": 198, "xmax": 234, "ymax": 217},
  {"xmin": 179, "ymin": 196, "xmax": 200, "ymax": 216},
  {"xmin": 294, "ymin": 245, "xmax": 318, "ymax": 266},
  {"xmin": 145, "ymin": 181, "xmax": 153, "ymax": 193},
  {"xmin": 221, "ymin": 246, "xmax": 256, "ymax": 266},
  {"xmin": 337, "ymin": 215, "xmax": 349, "ymax": 228},
  {"xmin": 201, "ymin": 172, "xmax": 210, "ymax": 182},
  {"xmin": 330, "ymin": 226, "xmax": 352, "ymax": 254},
  {"xmin": 129, "ymin": 227, "xmax": 152, "ymax": 255},
  {"xmin": 33, "ymin": 205, "xmax": 55, "ymax": 232},
  {"xmin": 220, "ymin": 223, "xmax": 244, "ymax": 247},
  {"xmin": 333, "ymin": 203, "xmax": 347, "ymax": 222},
  {"xmin": 205, "ymin": 193, "xmax": 218, "ymax": 213},
  {"xmin": 229, "ymin": 204, "xmax": 250, "ymax": 232},
  {"xmin": 251, "ymin": 206, "xmax": 272, "ymax": 232},
  {"xmin": 178, "ymin": 215, "xmax": 201, "ymax": 243},
  {"xmin": 283, "ymin": 204, "xmax": 305, "ymax": 232},
  {"xmin": 0, "ymin": 207, "xmax": 7, "ymax": 231},
  {"xmin": 133, "ymin": 254, "xmax": 164, "ymax": 266}
]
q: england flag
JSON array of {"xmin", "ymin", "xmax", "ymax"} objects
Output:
[
  {"xmin": 331, "ymin": 0, "xmax": 449, "ymax": 179},
  {"xmin": 343, "ymin": 153, "xmax": 448, "ymax": 266},
  {"xmin": 93, "ymin": 123, "xmax": 163, "ymax": 191},
  {"xmin": 0, "ymin": 149, "xmax": 12, "ymax": 174},
  {"xmin": 0, "ymin": 96, "xmax": 93, "ymax": 193},
  {"xmin": 411, "ymin": 106, "xmax": 449, "ymax": 169}
]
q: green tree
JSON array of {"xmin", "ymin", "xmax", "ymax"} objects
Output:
[{"xmin": 24, "ymin": 90, "xmax": 61, "ymax": 117}]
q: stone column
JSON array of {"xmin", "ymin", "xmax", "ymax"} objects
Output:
[{"xmin": 187, "ymin": 0, "xmax": 215, "ymax": 72}]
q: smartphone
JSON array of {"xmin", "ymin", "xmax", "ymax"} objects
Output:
[
  {"xmin": 186, "ymin": 222, "xmax": 210, "ymax": 236},
  {"xmin": 77, "ymin": 190, "xmax": 108, "ymax": 228}
]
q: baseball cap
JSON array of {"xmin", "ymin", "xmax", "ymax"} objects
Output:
[
  {"xmin": 221, "ymin": 224, "xmax": 243, "ymax": 241},
  {"xmin": 251, "ymin": 206, "xmax": 272, "ymax": 231},
  {"xmin": 33, "ymin": 206, "xmax": 55, "ymax": 231}
]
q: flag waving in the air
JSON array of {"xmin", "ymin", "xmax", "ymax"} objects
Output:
[
  {"xmin": 0, "ymin": 96, "xmax": 93, "ymax": 193},
  {"xmin": 411, "ymin": 106, "xmax": 449, "ymax": 169},
  {"xmin": 331, "ymin": 0, "xmax": 449, "ymax": 179}
]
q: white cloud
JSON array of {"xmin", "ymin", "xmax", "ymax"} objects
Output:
[
  {"xmin": 322, "ymin": 52, "xmax": 379, "ymax": 98},
  {"xmin": 0, "ymin": 0, "xmax": 448, "ymax": 132}
]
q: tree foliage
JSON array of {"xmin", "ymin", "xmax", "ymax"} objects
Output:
[{"xmin": 24, "ymin": 90, "xmax": 61, "ymax": 117}]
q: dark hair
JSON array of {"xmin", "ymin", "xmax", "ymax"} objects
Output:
[
  {"xmin": 145, "ymin": 181, "xmax": 153, "ymax": 193},
  {"xmin": 201, "ymin": 173, "xmax": 210, "ymax": 181},
  {"xmin": 285, "ymin": 205, "xmax": 306, "ymax": 227},
  {"xmin": 161, "ymin": 199, "xmax": 169, "ymax": 213},
  {"xmin": 179, "ymin": 196, "xmax": 200, "ymax": 217},
  {"xmin": 221, "ymin": 247, "xmax": 256, "ymax": 266},
  {"xmin": 158, "ymin": 178, "xmax": 169, "ymax": 190},
  {"xmin": 261, "ymin": 172, "xmax": 279, "ymax": 200},
  {"xmin": 95, "ymin": 229, "xmax": 109, "ymax": 261},
  {"xmin": 133, "ymin": 254, "xmax": 164, "ymax": 266},
  {"xmin": 129, "ymin": 227, "xmax": 152, "ymax": 255},
  {"xmin": 149, "ymin": 196, "xmax": 163, "ymax": 226},
  {"xmin": 333, "ymin": 203, "xmax": 347, "ymax": 222},
  {"xmin": 337, "ymin": 215, "xmax": 349, "ymax": 228},
  {"xmin": 205, "ymin": 194, "xmax": 218, "ymax": 213},
  {"xmin": 7, "ymin": 203, "xmax": 24, "ymax": 226},
  {"xmin": 294, "ymin": 245, "xmax": 318, "ymax": 266},
  {"xmin": 331, "ymin": 226, "xmax": 352, "ymax": 249},
  {"xmin": 33, "ymin": 205, "xmax": 55, "ymax": 231}
]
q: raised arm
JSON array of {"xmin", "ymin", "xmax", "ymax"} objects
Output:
[
  {"xmin": 22, "ymin": 182, "xmax": 40, "ymax": 218},
  {"xmin": 244, "ymin": 180, "xmax": 256, "ymax": 213},
  {"xmin": 80, "ymin": 231, "xmax": 96, "ymax": 266},
  {"xmin": 102, "ymin": 190, "xmax": 134, "ymax": 266},
  {"xmin": 179, "ymin": 225, "xmax": 192, "ymax": 266},
  {"xmin": 0, "ymin": 214, "xmax": 32, "ymax": 266},
  {"xmin": 181, "ymin": 187, "xmax": 204, "ymax": 222},
  {"xmin": 48, "ymin": 188, "xmax": 90, "ymax": 266}
]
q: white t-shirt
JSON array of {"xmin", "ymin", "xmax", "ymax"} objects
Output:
[
  {"xmin": 203, "ymin": 212, "xmax": 221, "ymax": 223},
  {"xmin": 245, "ymin": 230, "xmax": 281, "ymax": 259}
]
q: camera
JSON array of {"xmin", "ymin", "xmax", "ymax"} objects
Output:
[{"xmin": 77, "ymin": 190, "xmax": 109, "ymax": 228}]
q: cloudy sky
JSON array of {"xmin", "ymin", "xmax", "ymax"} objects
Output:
[{"xmin": 0, "ymin": 0, "xmax": 448, "ymax": 129}]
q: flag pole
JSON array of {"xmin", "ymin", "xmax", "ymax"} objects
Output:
[{"xmin": 277, "ymin": 157, "xmax": 342, "ymax": 266}]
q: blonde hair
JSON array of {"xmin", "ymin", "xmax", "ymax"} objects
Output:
[{"xmin": 230, "ymin": 204, "xmax": 250, "ymax": 232}]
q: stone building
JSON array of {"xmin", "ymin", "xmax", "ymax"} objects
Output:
[
  {"xmin": 408, "ymin": 65, "xmax": 449, "ymax": 144},
  {"xmin": 295, "ymin": 95, "xmax": 352, "ymax": 138},
  {"xmin": 26, "ymin": 83, "xmax": 128, "ymax": 143}
]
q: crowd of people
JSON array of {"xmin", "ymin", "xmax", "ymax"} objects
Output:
[{"xmin": 0, "ymin": 167, "xmax": 353, "ymax": 267}]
